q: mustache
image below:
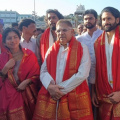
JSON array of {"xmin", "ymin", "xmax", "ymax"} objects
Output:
[
  {"xmin": 59, "ymin": 36, "xmax": 65, "ymax": 38},
  {"xmin": 104, "ymin": 24, "xmax": 111, "ymax": 26},
  {"xmin": 86, "ymin": 22, "xmax": 92, "ymax": 25}
]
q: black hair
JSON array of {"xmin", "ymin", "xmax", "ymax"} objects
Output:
[
  {"xmin": 18, "ymin": 19, "xmax": 35, "ymax": 31},
  {"xmin": 36, "ymin": 28, "xmax": 42, "ymax": 31},
  {"xmin": 2, "ymin": 27, "xmax": 21, "ymax": 43},
  {"xmin": 83, "ymin": 9, "xmax": 98, "ymax": 19},
  {"xmin": 12, "ymin": 22, "xmax": 18, "ymax": 27},
  {"xmin": 45, "ymin": 9, "xmax": 64, "ymax": 24},
  {"xmin": 100, "ymin": 7, "xmax": 120, "ymax": 20}
]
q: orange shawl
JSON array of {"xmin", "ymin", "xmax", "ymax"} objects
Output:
[
  {"xmin": 40, "ymin": 28, "xmax": 50, "ymax": 63},
  {"xmin": 94, "ymin": 25, "xmax": 120, "ymax": 120},
  {"xmin": 33, "ymin": 37, "xmax": 93, "ymax": 120}
]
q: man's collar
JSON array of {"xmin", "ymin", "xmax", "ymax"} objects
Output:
[
  {"xmin": 60, "ymin": 43, "xmax": 69, "ymax": 50},
  {"xmin": 20, "ymin": 36, "xmax": 32, "ymax": 42}
]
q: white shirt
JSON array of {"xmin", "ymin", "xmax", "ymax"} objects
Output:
[
  {"xmin": 76, "ymin": 34, "xmax": 81, "ymax": 39},
  {"xmin": 49, "ymin": 30, "xmax": 54, "ymax": 47},
  {"xmin": 105, "ymin": 33, "xmax": 115, "ymax": 88},
  {"xmin": 77, "ymin": 29, "xmax": 103, "ymax": 84},
  {"xmin": 20, "ymin": 37, "xmax": 37, "ymax": 54},
  {"xmin": 40, "ymin": 43, "xmax": 91, "ymax": 94},
  {"xmin": 20, "ymin": 37, "xmax": 40, "ymax": 64}
]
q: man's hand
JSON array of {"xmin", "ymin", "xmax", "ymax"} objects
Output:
[
  {"xmin": 91, "ymin": 84, "xmax": 99, "ymax": 107},
  {"xmin": 47, "ymin": 84, "xmax": 64, "ymax": 101},
  {"xmin": 92, "ymin": 91, "xmax": 99, "ymax": 107},
  {"xmin": 108, "ymin": 91, "xmax": 120, "ymax": 104}
]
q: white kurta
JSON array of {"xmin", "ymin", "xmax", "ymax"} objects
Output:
[
  {"xmin": 105, "ymin": 33, "xmax": 115, "ymax": 88},
  {"xmin": 49, "ymin": 30, "xmax": 54, "ymax": 47},
  {"xmin": 77, "ymin": 29, "xmax": 103, "ymax": 84},
  {"xmin": 40, "ymin": 43, "xmax": 91, "ymax": 94}
]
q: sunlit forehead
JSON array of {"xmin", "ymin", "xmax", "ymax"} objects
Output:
[
  {"xmin": 84, "ymin": 14, "xmax": 95, "ymax": 20},
  {"xmin": 57, "ymin": 23, "xmax": 72, "ymax": 29},
  {"xmin": 102, "ymin": 12, "xmax": 114, "ymax": 20},
  {"xmin": 48, "ymin": 16, "xmax": 57, "ymax": 20},
  {"xmin": 56, "ymin": 25, "xmax": 72, "ymax": 33},
  {"xmin": 48, "ymin": 13, "xmax": 58, "ymax": 20}
]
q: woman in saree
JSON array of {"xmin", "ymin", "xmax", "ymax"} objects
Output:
[{"xmin": 0, "ymin": 28, "xmax": 40, "ymax": 120}]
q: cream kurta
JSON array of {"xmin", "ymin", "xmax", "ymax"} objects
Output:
[{"xmin": 40, "ymin": 43, "xmax": 91, "ymax": 94}]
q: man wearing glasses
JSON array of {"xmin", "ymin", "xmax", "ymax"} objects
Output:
[{"xmin": 33, "ymin": 19, "xmax": 93, "ymax": 120}]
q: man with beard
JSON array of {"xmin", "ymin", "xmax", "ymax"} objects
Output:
[
  {"xmin": 36, "ymin": 9, "xmax": 64, "ymax": 65},
  {"xmin": 77, "ymin": 9, "xmax": 102, "ymax": 93},
  {"xmin": 92, "ymin": 7, "xmax": 120, "ymax": 120},
  {"xmin": 77, "ymin": 9, "xmax": 102, "ymax": 119}
]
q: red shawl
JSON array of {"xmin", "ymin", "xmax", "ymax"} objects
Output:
[
  {"xmin": 33, "ymin": 37, "xmax": 93, "ymax": 120},
  {"xmin": 40, "ymin": 28, "xmax": 50, "ymax": 63},
  {"xmin": 95, "ymin": 26, "xmax": 120, "ymax": 97},
  {"xmin": 40, "ymin": 36, "xmax": 85, "ymax": 94},
  {"xmin": 94, "ymin": 25, "xmax": 120, "ymax": 119},
  {"xmin": 0, "ymin": 48, "xmax": 40, "ymax": 120}
]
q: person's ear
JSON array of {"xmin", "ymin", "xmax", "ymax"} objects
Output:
[
  {"xmin": 95, "ymin": 19, "xmax": 98, "ymax": 23},
  {"xmin": 116, "ymin": 18, "xmax": 119, "ymax": 24},
  {"xmin": 71, "ymin": 29, "xmax": 75, "ymax": 35}
]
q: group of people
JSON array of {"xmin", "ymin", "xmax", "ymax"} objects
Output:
[{"xmin": 0, "ymin": 6, "xmax": 120, "ymax": 120}]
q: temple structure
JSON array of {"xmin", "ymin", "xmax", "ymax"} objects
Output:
[{"xmin": 74, "ymin": 4, "xmax": 85, "ymax": 27}]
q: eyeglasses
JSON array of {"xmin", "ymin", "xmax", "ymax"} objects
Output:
[{"xmin": 56, "ymin": 28, "xmax": 72, "ymax": 33}]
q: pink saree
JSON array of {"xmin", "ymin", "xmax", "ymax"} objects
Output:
[{"xmin": 0, "ymin": 48, "xmax": 40, "ymax": 120}]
